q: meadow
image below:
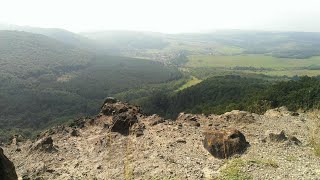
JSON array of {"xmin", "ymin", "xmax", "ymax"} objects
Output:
[{"xmin": 185, "ymin": 54, "xmax": 320, "ymax": 77}]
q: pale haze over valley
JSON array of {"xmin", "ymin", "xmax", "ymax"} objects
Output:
[{"xmin": 0, "ymin": 0, "xmax": 320, "ymax": 33}]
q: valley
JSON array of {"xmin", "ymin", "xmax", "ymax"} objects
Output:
[
  {"xmin": 2, "ymin": 28, "xmax": 320, "ymax": 142},
  {"xmin": 0, "ymin": 27, "xmax": 320, "ymax": 179}
]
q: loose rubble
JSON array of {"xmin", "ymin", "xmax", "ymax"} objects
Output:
[{"xmin": 1, "ymin": 99, "xmax": 320, "ymax": 179}]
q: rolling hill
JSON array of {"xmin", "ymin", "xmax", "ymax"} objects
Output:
[{"xmin": 0, "ymin": 31, "xmax": 182, "ymax": 141}]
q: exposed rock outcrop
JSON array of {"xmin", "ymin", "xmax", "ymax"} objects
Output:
[
  {"xmin": 265, "ymin": 106, "xmax": 300, "ymax": 117},
  {"xmin": 31, "ymin": 136, "xmax": 57, "ymax": 152},
  {"xmin": 269, "ymin": 130, "xmax": 288, "ymax": 142},
  {"xmin": 0, "ymin": 147, "xmax": 18, "ymax": 180},
  {"xmin": 100, "ymin": 100, "xmax": 142, "ymax": 135},
  {"xmin": 2, "ymin": 102, "xmax": 319, "ymax": 179},
  {"xmin": 203, "ymin": 129, "xmax": 249, "ymax": 159},
  {"xmin": 216, "ymin": 110, "xmax": 256, "ymax": 123},
  {"xmin": 176, "ymin": 113, "xmax": 201, "ymax": 127},
  {"xmin": 268, "ymin": 130, "xmax": 302, "ymax": 145},
  {"xmin": 101, "ymin": 100, "xmax": 141, "ymax": 116}
]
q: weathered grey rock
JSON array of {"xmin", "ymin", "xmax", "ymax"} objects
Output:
[
  {"xmin": 0, "ymin": 147, "xmax": 18, "ymax": 180},
  {"xmin": 269, "ymin": 130, "xmax": 288, "ymax": 142},
  {"xmin": 31, "ymin": 137, "xmax": 57, "ymax": 152},
  {"xmin": 218, "ymin": 110, "xmax": 256, "ymax": 123},
  {"xmin": 203, "ymin": 129, "xmax": 249, "ymax": 159}
]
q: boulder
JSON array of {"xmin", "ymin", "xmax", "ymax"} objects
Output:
[
  {"xmin": 31, "ymin": 137, "xmax": 57, "ymax": 152},
  {"xmin": 111, "ymin": 112, "xmax": 138, "ymax": 135},
  {"xmin": 203, "ymin": 129, "xmax": 249, "ymax": 159},
  {"xmin": 0, "ymin": 147, "xmax": 18, "ymax": 180},
  {"xmin": 268, "ymin": 131, "xmax": 302, "ymax": 145},
  {"xmin": 101, "ymin": 101, "xmax": 141, "ymax": 116},
  {"xmin": 100, "ymin": 101, "xmax": 143, "ymax": 135}
]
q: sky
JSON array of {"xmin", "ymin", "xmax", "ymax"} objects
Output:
[{"xmin": 0, "ymin": 0, "xmax": 319, "ymax": 33}]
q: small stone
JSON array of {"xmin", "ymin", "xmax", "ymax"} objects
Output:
[
  {"xmin": 70, "ymin": 129, "xmax": 80, "ymax": 137},
  {"xmin": 176, "ymin": 139, "xmax": 187, "ymax": 143},
  {"xmin": 288, "ymin": 136, "xmax": 302, "ymax": 145},
  {"xmin": 269, "ymin": 131, "xmax": 288, "ymax": 142}
]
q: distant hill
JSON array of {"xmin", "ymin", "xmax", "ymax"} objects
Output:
[
  {"xmin": 171, "ymin": 30, "xmax": 320, "ymax": 58},
  {"xmin": 81, "ymin": 30, "xmax": 169, "ymax": 52},
  {"xmin": 0, "ymin": 30, "xmax": 92, "ymax": 79},
  {"xmin": 0, "ymin": 24, "xmax": 96, "ymax": 50}
]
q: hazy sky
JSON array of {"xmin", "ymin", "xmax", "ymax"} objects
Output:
[{"xmin": 1, "ymin": 0, "xmax": 319, "ymax": 33}]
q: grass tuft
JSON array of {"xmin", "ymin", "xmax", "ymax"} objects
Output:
[{"xmin": 219, "ymin": 158, "xmax": 252, "ymax": 180}]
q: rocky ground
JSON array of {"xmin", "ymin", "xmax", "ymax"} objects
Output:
[{"xmin": 1, "ymin": 100, "xmax": 320, "ymax": 180}]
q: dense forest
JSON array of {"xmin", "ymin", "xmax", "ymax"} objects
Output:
[
  {"xmin": 0, "ymin": 31, "xmax": 182, "ymax": 142},
  {"xmin": 139, "ymin": 76, "xmax": 320, "ymax": 118}
]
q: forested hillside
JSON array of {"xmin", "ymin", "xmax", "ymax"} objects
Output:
[
  {"xmin": 140, "ymin": 76, "xmax": 320, "ymax": 118},
  {"xmin": 0, "ymin": 30, "xmax": 92, "ymax": 79},
  {"xmin": 0, "ymin": 24, "xmax": 95, "ymax": 49},
  {"xmin": 0, "ymin": 31, "xmax": 182, "ymax": 141}
]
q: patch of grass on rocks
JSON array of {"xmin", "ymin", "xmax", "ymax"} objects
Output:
[{"xmin": 219, "ymin": 158, "xmax": 252, "ymax": 180}]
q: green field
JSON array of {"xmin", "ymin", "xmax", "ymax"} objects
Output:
[
  {"xmin": 176, "ymin": 76, "xmax": 202, "ymax": 91},
  {"xmin": 185, "ymin": 54, "xmax": 320, "ymax": 76}
]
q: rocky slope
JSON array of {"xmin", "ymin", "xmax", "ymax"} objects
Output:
[
  {"xmin": 0, "ymin": 147, "xmax": 18, "ymax": 180},
  {"xmin": 1, "ymin": 99, "xmax": 320, "ymax": 179}
]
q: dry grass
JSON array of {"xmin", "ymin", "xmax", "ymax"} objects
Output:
[
  {"xmin": 218, "ymin": 158, "xmax": 252, "ymax": 180},
  {"xmin": 218, "ymin": 157, "xmax": 279, "ymax": 180}
]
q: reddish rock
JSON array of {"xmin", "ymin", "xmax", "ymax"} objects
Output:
[{"xmin": 203, "ymin": 129, "xmax": 249, "ymax": 159}]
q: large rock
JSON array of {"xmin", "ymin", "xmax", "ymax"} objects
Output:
[
  {"xmin": 269, "ymin": 130, "xmax": 288, "ymax": 142},
  {"xmin": 0, "ymin": 147, "xmax": 18, "ymax": 180},
  {"xmin": 268, "ymin": 130, "xmax": 302, "ymax": 145},
  {"xmin": 101, "ymin": 101, "xmax": 141, "ymax": 116},
  {"xmin": 203, "ymin": 129, "xmax": 249, "ymax": 159},
  {"xmin": 101, "ymin": 101, "xmax": 142, "ymax": 135},
  {"xmin": 31, "ymin": 136, "xmax": 57, "ymax": 152},
  {"xmin": 111, "ymin": 112, "xmax": 139, "ymax": 135}
]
